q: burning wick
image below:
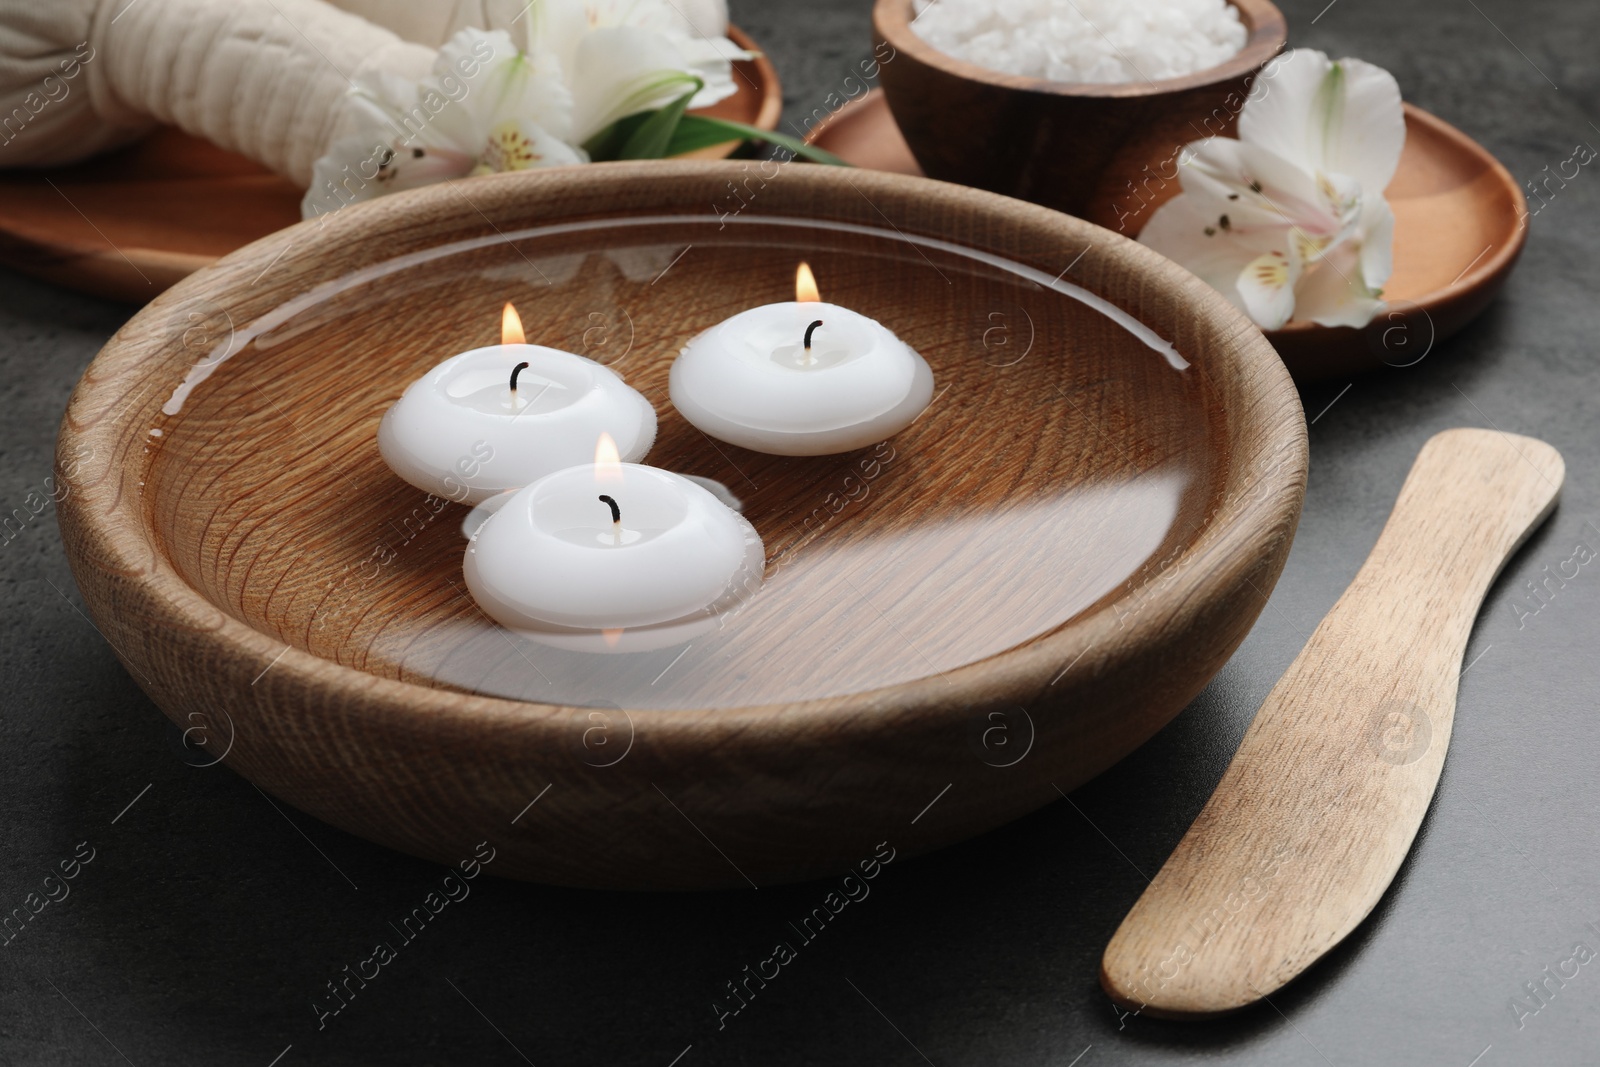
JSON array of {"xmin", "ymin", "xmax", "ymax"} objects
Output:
[
  {"xmin": 803, "ymin": 319, "xmax": 823, "ymax": 366},
  {"xmin": 597, "ymin": 493, "xmax": 622, "ymax": 545},
  {"xmin": 508, "ymin": 360, "xmax": 531, "ymax": 410}
]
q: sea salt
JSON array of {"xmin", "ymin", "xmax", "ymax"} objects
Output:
[{"xmin": 910, "ymin": 0, "xmax": 1248, "ymax": 84}]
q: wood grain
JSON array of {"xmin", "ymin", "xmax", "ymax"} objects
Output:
[
  {"xmin": 55, "ymin": 160, "xmax": 1307, "ymax": 888},
  {"xmin": 1101, "ymin": 428, "xmax": 1563, "ymax": 1017},
  {"xmin": 0, "ymin": 26, "xmax": 781, "ymax": 304},
  {"xmin": 873, "ymin": 0, "xmax": 1286, "ymax": 220}
]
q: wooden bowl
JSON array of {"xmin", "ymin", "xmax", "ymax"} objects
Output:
[
  {"xmin": 56, "ymin": 161, "xmax": 1307, "ymax": 889},
  {"xmin": 873, "ymin": 0, "xmax": 1287, "ymax": 220},
  {"xmin": 0, "ymin": 26, "xmax": 780, "ymax": 304}
]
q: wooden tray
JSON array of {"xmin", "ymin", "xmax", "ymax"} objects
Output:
[
  {"xmin": 806, "ymin": 90, "xmax": 1528, "ymax": 381},
  {"xmin": 0, "ymin": 26, "xmax": 781, "ymax": 304}
]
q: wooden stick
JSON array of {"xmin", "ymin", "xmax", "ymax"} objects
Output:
[{"xmin": 1101, "ymin": 428, "xmax": 1565, "ymax": 1018}]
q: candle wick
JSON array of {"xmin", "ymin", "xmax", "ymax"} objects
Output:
[
  {"xmin": 803, "ymin": 319, "xmax": 823, "ymax": 351},
  {"xmin": 509, "ymin": 361, "xmax": 530, "ymax": 394},
  {"xmin": 597, "ymin": 494, "xmax": 622, "ymax": 544}
]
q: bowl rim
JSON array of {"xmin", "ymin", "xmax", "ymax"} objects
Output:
[
  {"xmin": 873, "ymin": 0, "xmax": 1288, "ymax": 99},
  {"xmin": 57, "ymin": 160, "xmax": 1307, "ymax": 748}
]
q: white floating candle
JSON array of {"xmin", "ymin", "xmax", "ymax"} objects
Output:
[
  {"xmin": 464, "ymin": 434, "xmax": 765, "ymax": 653},
  {"xmin": 669, "ymin": 263, "xmax": 934, "ymax": 456},
  {"xmin": 380, "ymin": 303, "xmax": 656, "ymax": 504}
]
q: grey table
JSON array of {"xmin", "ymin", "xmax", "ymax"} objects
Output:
[{"xmin": 4, "ymin": 0, "xmax": 1598, "ymax": 1063}]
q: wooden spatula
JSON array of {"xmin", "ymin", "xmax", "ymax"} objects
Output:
[{"xmin": 1101, "ymin": 428, "xmax": 1564, "ymax": 1018}]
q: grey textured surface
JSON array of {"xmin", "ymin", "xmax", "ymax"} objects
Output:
[{"xmin": 3, "ymin": 0, "xmax": 1599, "ymax": 1063}]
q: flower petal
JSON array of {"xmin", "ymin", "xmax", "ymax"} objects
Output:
[
  {"xmin": 1293, "ymin": 247, "xmax": 1385, "ymax": 328},
  {"xmin": 472, "ymin": 119, "xmax": 587, "ymax": 172},
  {"xmin": 301, "ymin": 136, "xmax": 473, "ymax": 219},
  {"xmin": 1357, "ymin": 194, "xmax": 1396, "ymax": 292},
  {"xmin": 1235, "ymin": 247, "xmax": 1302, "ymax": 330},
  {"xmin": 1182, "ymin": 137, "xmax": 1343, "ymax": 237},
  {"xmin": 1316, "ymin": 58, "xmax": 1406, "ymax": 193},
  {"xmin": 1236, "ymin": 49, "xmax": 1332, "ymax": 169},
  {"xmin": 339, "ymin": 71, "xmax": 433, "ymax": 144},
  {"xmin": 526, "ymin": 0, "xmax": 729, "ymax": 69},
  {"xmin": 443, "ymin": 29, "xmax": 575, "ymax": 146},
  {"xmin": 1140, "ymin": 192, "xmax": 1276, "ymax": 313},
  {"xmin": 673, "ymin": 0, "xmax": 731, "ymax": 38},
  {"xmin": 678, "ymin": 35, "xmax": 753, "ymax": 105},
  {"xmin": 569, "ymin": 25, "xmax": 705, "ymax": 141},
  {"xmin": 520, "ymin": 0, "xmax": 590, "ymax": 74},
  {"xmin": 379, "ymin": 144, "xmax": 479, "ymax": 189},
  {"xmin": 1240, "ymin": 49, "xmax": 1405, "ymax": 194},
  {"xmin": 583, "ymin": 0, "xmax": 701, "ymax": 36}
]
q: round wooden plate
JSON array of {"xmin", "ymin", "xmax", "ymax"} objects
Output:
[
  {"xmin": 57, "ymin": 160, "xmax": 1306, "ymax": 888},
  {"xmin": 0, "ymin": 26, "xmax": 780, "ymax": 305},
  {"xmin": 806, "ymin": 90, "xmax": 1528, "ymax": 382}
]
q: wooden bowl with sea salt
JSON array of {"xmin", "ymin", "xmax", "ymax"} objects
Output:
[
  {"xmin": 874, "ymin": 0, "xmax": 1287, "ymax": 228},
  {"xmin": 56, "ymin": 161, "xmax": 1306, "ymax": 889}
]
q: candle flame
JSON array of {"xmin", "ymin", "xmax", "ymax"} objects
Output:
[
  {"xmin": 594, "ymin": 432, "xmax": 623, "ymax": 484},
  {"xmin": 795, "ymin": 262, "xmax": 821, "ymax": 303},
  {"xmin": 501, "ymin": 302, "xmax": 525, "ymax": 346}
]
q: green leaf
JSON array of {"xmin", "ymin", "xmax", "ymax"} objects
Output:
[
  {"xmin": 581, "ymin": 73, "xmax": 702, "ymax": 162},
  {"xmin": 616, "ymin": 78, "xmax": 702, "ymax": 160},
  {"xmin": 582, "ymin": 95, "xmax": 852, "ymax": 166},
  {"xmin": 657, "ymin": 115, "xmax": 754, "ymax": 156},
  {"xmin": 666, "ymin": 115, "xmax": 850, "ymax": 166},
  {"xmin": 582, "ymin": 111, "xmax": 652, "ymax": 162}
]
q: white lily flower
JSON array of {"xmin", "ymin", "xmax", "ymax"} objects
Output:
[
  {"xmin": 568, "ymin": 25, "xmax": 747, "ymax": 142},
  {"xmin": 302, "ymin": 1, "xmax": 751, "ymax": 219},
  {"xmin": 524, "ymin": 0, "xmax": 751, "ymax": 142},
  {"xmin": 302, "ymin": 29, "xmax": 583, "ymax": 219},
  {"xmin": 1139, "ymin": 49, "xmax": 1405, "ymax": 330}
]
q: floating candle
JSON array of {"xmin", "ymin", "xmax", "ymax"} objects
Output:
[
  {"xmin": 464, "ymin": 434, "xmax": 765, "ymax": 653},
  {"xmin": 380, "ymin": 303, "xmax": 656, "ymax": 504},
  {"xmin": 669, "ymin": 263, "xmax": 934, "ymax": 456}
]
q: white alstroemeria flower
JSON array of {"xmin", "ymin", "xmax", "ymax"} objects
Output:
[
  {"xmin": 303, "ymin": 29, "xmax": 583, "ymax": 219},
  {"xmin": 1139, "ymin": 49, "xmax": 1405, "ymax": 330},
  {"xmin": 524, "ymin": 0, "xmax": 751, "ymax": 142},
  {"xmin": 568, "ymin": 24, "xmax": 748, "ymax": 142},
  {"xmin": 302, "ymin": 3, "xmax": 752, "ymax": 219}
]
